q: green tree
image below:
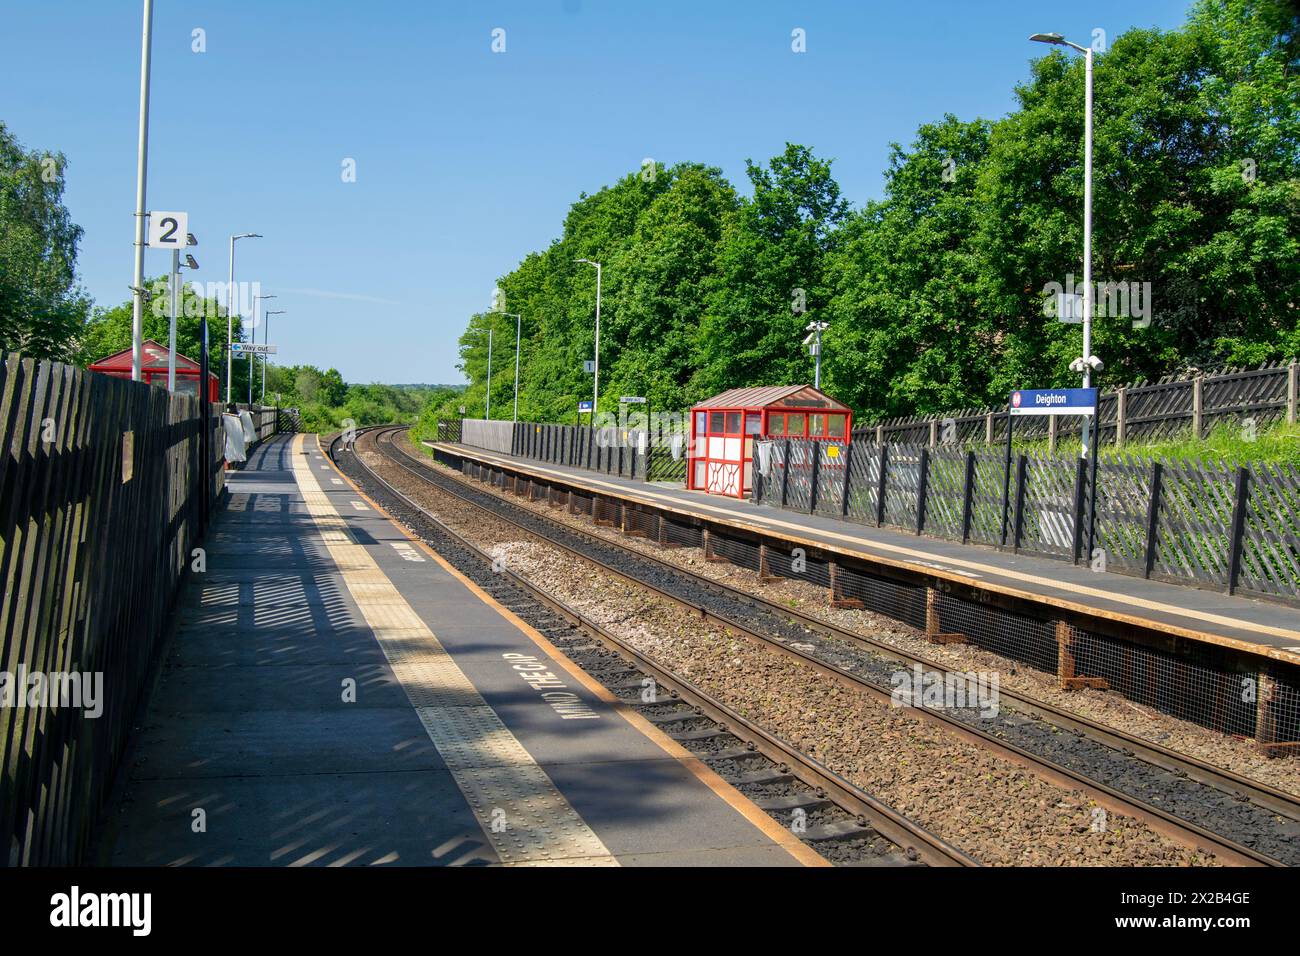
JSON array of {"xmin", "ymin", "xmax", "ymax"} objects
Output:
[{"xmin": 0, "ymin": 122, "xmax": 90, "ymax": 360}]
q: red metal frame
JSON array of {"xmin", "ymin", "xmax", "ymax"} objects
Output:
[{"xmin": 687, "ymin": 400, "xmax": 852, "ymax": 499}]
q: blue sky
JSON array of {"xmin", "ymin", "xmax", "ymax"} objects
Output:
[{"xmin": 3, "ymin": 1, "xmax": 1192, "ymax": 384}]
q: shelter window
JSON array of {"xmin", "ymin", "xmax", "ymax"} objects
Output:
[
  {"xmin": 709, "ymin": 411, "xmax": 725, "ymax": 433},
  {"xmin": 725, "ymin": 411, "xmax": 741, "ymax": 434},
  {"xmin": 769, "ymin": 415, "xmax": 786, "ymax": 436}
]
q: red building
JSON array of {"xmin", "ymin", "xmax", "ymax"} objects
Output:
[
  {"xmin": 88, "ymin": 340, "xmax": 219, "ymax": 401},
  {"xmin": 688, "ymin": 384, "xmax": 852, "ymax": 498}
]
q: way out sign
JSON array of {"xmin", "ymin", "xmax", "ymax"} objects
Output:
[
  {"xmin": 229, "ymin": 342, "xmax": 278, "ymax": 355},
  {"xmin": 1010, "ymin": 388, "xmax": 1097, "ymax": 416},
  {"xmin": 147, "ymin": 211, "xmax": 189, "ymax": 250}
]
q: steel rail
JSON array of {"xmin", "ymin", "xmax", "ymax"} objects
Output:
[
  {"xmin": 401, "ymin": 431, "xmax": 1300, "ymax": 824},
  {"xmin": 369, "ymin": 425, "xmax": 1290, "ymax": 867},
  {"xmin": 334, "ymin": 428, "xmax": 977, "ymax": 868}
]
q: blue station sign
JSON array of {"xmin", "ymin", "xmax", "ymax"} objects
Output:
[{"xmin": 1009, "ymin": 388, "xmax": 1097, "ymax": 416}]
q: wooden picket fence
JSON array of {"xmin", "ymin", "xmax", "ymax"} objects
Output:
[
  {"xmin": 860, "ymin": 360, "xmax": 1300, "ymax": 449},
  {"xmin": 0, "ymin": 352, "xmax": 225, "ymax": 865}
]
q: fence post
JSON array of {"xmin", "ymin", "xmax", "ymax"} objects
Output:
[
  {"xmin": 876, "ymin": 424, "xmax": 884, "ymax": 444},
  {"xmin": 1288, "ymin": 359, "xmax": 1298, "ymax": 425},
  {"xmin": 1011, "ymin": 454, "xmax": 1028, "ymax": 552},
  {"xmin": 960, "ymin": 450, "xmax": 975, "ymax": 543},
  {"xmin": 1071, "ymin": 456, "xmax": 1088, "ymax": 564},
  {"xmin": 928, "ymin": 420, "xmax": 937, "ymax": 447},
  {"xmin": 875, "ymin": 444, "xmax": 889, "ymax": 526},
  {"xmin": 840, "ymin": 442, "xmax": 854, "ymax": 516},
  {"xmin": 1226, "ymin": 466, "xmax": 1251, "ymax": 594},
  {"xmin": 985, "ymin": 411, "xmax": 994, "ymax": 445},
  {"xmin": 1048, "ymin": 415, "xmax": 1058, "ymax": 455},
  {"xmin": 916, "ymin": 447, "xmax": 930, "ymax": 534},
  {"xmin": 808, "ymin": 444, "xmax": 821, "ymax": 514},
  {"xmin": 1192, "ymin": 375, "xmax": 1204, "ymax": 438},
  {"xmin": 1116, "ymin": 387, "xmax": 1128, "ymax": 448},
  {"xmin": 780, "ymin": 439, "xmax": 791, "ymax": 507},
  {"xmin": 1143, "ymin": 462, "xmax": 1163, "ymax": 578}
]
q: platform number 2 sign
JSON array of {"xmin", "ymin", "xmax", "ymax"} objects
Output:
[{"xmin": 147, "ymin": 210, "xmax": 189, "ymax": 250}]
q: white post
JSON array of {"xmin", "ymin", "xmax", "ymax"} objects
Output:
[
  {"xmin": 261, "ymin": 312, "xmax": 269, "ymax": 403},
  {"xmin": 168, "ymin": 248, "xmax": 179, "ymax": 391},
  {"xmin": 1080, "ymin": 46, "xmax": 1094, "ymax": 460},
  {"xmin": 814, "ymin": 323, "xmax": 822, "ymax": 388},
  {"xmin": 129, "ymin": 0, "xmax": 155, "ymax": 383},
  {"xmin": 226, "ymin": 236, "xmax": 235, "ymax": 404},
  {"xmin": 593, "ymin": 263, "xmax": 602, "ymax": 414},
  {"xmin": 513, "ymin": 312, "xmax": 521, "ymax": 422},
  {"xmin": 486, "ymin": 327, "xmax": 493, "ymax": 420}
]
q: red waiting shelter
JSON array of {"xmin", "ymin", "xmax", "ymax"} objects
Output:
[
  {"xmin": 88, "ymin": 340, "xmax": 219, "ymax": 401},
  {"xmin": 688, "ymin": 384, "xmax": 852, "ymax": 498}
]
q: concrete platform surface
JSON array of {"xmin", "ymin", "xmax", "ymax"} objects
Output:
[{"xmin": 100, "ymin": 435, "xmax": 815, "ymax": 868}]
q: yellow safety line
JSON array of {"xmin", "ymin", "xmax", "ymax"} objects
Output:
[
  {"xmin": 319, "ymin": 435, "xmax": 825, "ymax": 867},
  {"xmin": 291, "ymin": 435, "xmax": 617, "ymax": 866},
  {"xmin": 437, "ymin": 443, "xmax": 1300, "ymax": 661}
]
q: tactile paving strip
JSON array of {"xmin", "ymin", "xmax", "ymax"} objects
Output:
[{"xmin": 291, "ymin": 438, "xmax": 616, "ymax": 866}]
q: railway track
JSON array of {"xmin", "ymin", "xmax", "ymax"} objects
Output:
[
  {"xmin": 347, "ymin": 425, "xmax": 1300, "ymax": 865},
  {"xmin": 329, "ymin": 428, "xmax": 976, "ymax": 867}
]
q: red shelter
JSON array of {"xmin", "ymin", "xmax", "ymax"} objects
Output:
[
  {"xmin": 87, "ymin": 340, "xmax": 219, "ymax": 401},
  {"xmin": 688, "ymin": 384, "xmax": 852, "ymax": 498}
]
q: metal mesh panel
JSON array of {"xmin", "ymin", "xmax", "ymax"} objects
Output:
[
  {"xmin": 813, "ymin": 443, "xmax": 849, "ymax": 516},
  {"xmin": 1153, "ymin": 459, "xmax": 1234, "ymax": 587},
  {"xmin": 1092, "ymin": 456, "xmax": 1150, "ymax": 572},
  {"xmin": 710, "ymin": 534, "xmax": 761, "ymax": 572},
  {"xmin": 935, "ymin": 592, "xmax": 1059, "ymax": 673},
  {"xmin": 845, "ymin": 442, "xmax": 882, "ymax": 523},
  {"xmin": 883, "ymin": 445, "xmax": 924, "ymax": 530},
  {"xmin": 663, "ymin": 519, "xmax": 703, "ymax": 549},
  {"xmin": 925, "ymin": 448, "xmax": 967, "ymax": 540},
  {"xmin": 782, "ymin": 441, "xmax": 814, "ymax": 511},
  {"xmin": 1240, "ymin": 462, "xmax": 1300, "ymax": 598},
  {"xmin": 968, "ymin": 453, "xmax": 1010, "ymax": 546},
  {"xmin": 1018, "ymin": 454, "xmax": 1077, "ymax": 560},
  {"xmin": 836, "ymin": 567, "xmax": 928, "ymax": 631}
]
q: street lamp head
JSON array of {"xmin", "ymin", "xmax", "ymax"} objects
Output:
[
  {"xmin": 265, "ymin": 310, "xmax": 286, "ymax": 316},
  {"xmin": 576, "ymin": 258, "xmax": 600, "ymax": 267},
  {"xmin": 233, "ymin": 232, "xmax": 262, "ymax": 241},
  {"xmin": 186, "ymin": 233, "xmax": 198, "ymax": 247},
  {"xmin": 184, "ymin": 254, "xmax": 199, "ymax": 270},
  {"xmin": 1029, "ymin": 32, "xmax": 1065, "ymax": 44}
]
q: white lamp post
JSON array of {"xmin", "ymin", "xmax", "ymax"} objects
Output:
[
  {"xmin": 492, "ymin": 310, "xmax": 523, "ymax": 421},
  {"xmin": 576, "ymin": 259, "xmax": 602, "ymax": 414},
  {"xmin": 168, "ymin": 239, "xmax": 199, "ymax": 392},
  {"xmin": 263, "ymin": 310, "xmax": 285, "ymax": 403},
  {"xmin": 226, "ymin": 232, "xmax": 261, "ymax": 404},
  {"xmin": 129, "ymin": 0, "xmax": 155, "ymax": 382},
  {"xmin": 1030, "ymin": 31, "xmax": 1100, "ymax": 458}
]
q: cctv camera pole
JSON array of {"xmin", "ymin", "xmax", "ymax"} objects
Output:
[
  {"xmin": 1080, "ymin": 45, "xmax": 1094, "ymax": 461},
  {"xmin": 129, "ymin": 0, "xmax": 155, "ymax": 382},
  {"xmin": 168, "ymin": 247, "xmax": 179, "ymax": 391}
]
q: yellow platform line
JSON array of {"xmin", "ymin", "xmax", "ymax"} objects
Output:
[
  {"xmin": 321, "ymin": 434, "xmax": 825, "ymax": 867},
  {"xmin": 289, "ymin": 435, "xmax": 617, "ymax": 866}
]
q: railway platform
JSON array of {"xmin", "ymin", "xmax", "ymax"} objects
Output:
[
  {"xmin": 98, "ymin": 434, "xmax": 819, "ymax": 867},
  {"xmin": 429, "ymin": 441, "xmax": 1300, "ymax": 669}
]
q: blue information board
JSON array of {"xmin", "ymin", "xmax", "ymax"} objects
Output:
[
  {"xmin": 578, "ymin": 400, "xmax": 593, "ymax": 413},
  {"xmin": 1009, "ymin": 388, "xmax": 1097, "ymax": 416}
]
